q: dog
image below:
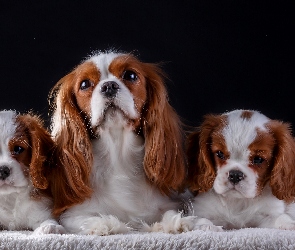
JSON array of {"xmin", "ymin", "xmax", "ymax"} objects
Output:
[
  {"xmin": 48, "ymin": 51, "xmax": 221, "ymax": 235},
  {"xmin": 187, "ymin": 109, "xmax": 295, "ymax": 230},
  {"xmin": 0, "ymin": 110, "xmax": 65, "ymax": 234}
]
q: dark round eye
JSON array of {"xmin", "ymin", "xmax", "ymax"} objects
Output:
[
  {"xmin": 13, "ymin": 146, "xmax": 25, "ymax": 155},
  {"xmin": 122, "ymin": 70, "xmax": 138, "ymax": 82},
  {"xmin": 80, "ymin": 80, "xmax": 93, "ymax": 90},
  {"xmin": 253, "ymin": 156, "xmax": 264, "ymax": 164},
  {"xmin": 216, "ymin": 151, "xmax": 225, "ymax": 160}
]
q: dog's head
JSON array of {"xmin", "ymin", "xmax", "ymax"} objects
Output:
[
  {"xmin": 0, "ymin": 110, "xmax": 53, "ymax": 195},
  {"xmin": 187, "ymin": 109, "xmax": 295, "ymax": 201}
]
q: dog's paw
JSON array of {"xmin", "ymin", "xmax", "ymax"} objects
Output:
[
  {"xmin": 33, "ymin": 220, "xmax": 66, "ymax": 234},
  {"xmin": 80, "ymin": 215, "xmax": 130, "ymax": 235},
  {"xmin": 139, "ymin": 211, "xmax": 187, "ymax": 233},
  {"xmin": 160, "ymin": 211, "xmax": 223, "ymax": 233},
  {"xmin": 144, "ymin": 210, "xmax": 222, "ymax": 234},
  {"xmin": 140, "ymin": 221, "xmax": 164, "ymax": 233},
  {"xmin": 275, "ymin": 214, "xmax": 295, "ymax": 230},
  {"xmin": 279, "ymin": 223, "xmax": 295, "ymax": 230},
  {"xmin": 191, "ymin": 217, "xmax": 224, "ymax": 232}
]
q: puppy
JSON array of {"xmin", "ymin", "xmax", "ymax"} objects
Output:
[
  {"xmin": 48, "ymin": 51, "xmax": 220, "ymax": 235},
  {"xmin": 0, "ymin": 110, "xmax": 65, "ymax": 234},
  {"xmin": 187, "ymin": 109, "xmax": 295, "ymax": 230}
]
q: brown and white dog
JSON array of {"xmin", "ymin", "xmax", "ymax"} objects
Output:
[
  {"xmin": 0, "ymin": 110, "xmax": 65, "ymax": 234},
  {"xmin": 187, "ymin": 109, "xmax": 295, "ymax": 230},
  {"xmin": 48, "ymin": 51, "xmax": 219, "ymax": 235}
]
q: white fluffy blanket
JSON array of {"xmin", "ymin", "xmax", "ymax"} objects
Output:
[{"xmin": 1, "ymin": 228, "xmax": 294, "ymax": 250}]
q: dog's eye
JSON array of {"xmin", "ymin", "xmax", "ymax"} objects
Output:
[
  {"xmin": 12, "ymin": 146, "xmax": 25, "ymax": 155},
  {"xmin": 122, "ymin": 70, "xmax": 138, "ymax": 82},
  {"xmin": 80, "ymin": 80, "xmax": 93, "ymax": 90},
  {"xmin": 253, "ymin": 156, "xmax": 264, "ymax": 164},
  {"xmin": 216, "ymin": 151, "xmax": 225, "ymax": 160}
]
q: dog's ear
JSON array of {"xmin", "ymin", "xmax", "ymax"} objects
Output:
[
  {"xmin": 268, "ymin": 120, "xmax": 295, "ymax": 202},
  {"xmin": 186, "ymin": 130, "xmax": 203, "ymax": 194},
  {"xmin": 140, "ymin": 63, "xmax": 186, "ymax": 195},
  {"xmin": 48, "ymin": 71, "xmax": 93, "ymax": 216},
  {"xmin": 16, "ymin": 114, "xmax": 53, "ymax": 190},
  {"xmin": 187, "ymin": 114, "xmax": 223, "ymax": 194}
]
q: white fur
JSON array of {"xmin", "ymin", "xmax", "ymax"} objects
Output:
[
  {"xmin": 192, "ymin": 110, "xmax": 295, "ymax": 230},
  {"xmin": 90, "ymin": 76, "xmax": 138, "ymax": 128},
  {"xmin": 59, "ymin": 53, "xmax": 221, "ymax": 235},
  {"xmin": 89, "ymin": 53, "xmax": 139, "ymax": 127},
  {"xmin": 193, "ymin": 186, "xmax": 295, "ymax": 230},
  {"xmin": 0, "ymin": 110, "xmax": 65, "ymax": 234},
  {"xmin": 214, "ymin": 110, "xmax": 270, "ymax": 199}
]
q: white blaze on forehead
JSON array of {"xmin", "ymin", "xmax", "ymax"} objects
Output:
[
  {"xmin": 87, "ymin": 52, "xmax": 123, "ymax": 80},
  {"xmin": 0, "ymin": 110, "xmax": 17, "ymax": 145},
  {"xmin": 222, "ymin": 110, "xmax": 270, "ymax": 157}
]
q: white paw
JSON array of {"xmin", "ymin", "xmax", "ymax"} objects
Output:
[
  {"xmin": 177, "ymin": 216, "xmax": 196, "ymax": 233},
  {"xmin": 158, "ymin": 210, "xmax": 189, "ymax": 233},
  {"xmin": 80, "ymin": 215, "xmax": 130, "ymax": 235},
  {"xmin": 275, "ymin": 214, "xmax": 295, "ymax": 230},
  {"xmin": 162, "ymin": 211, "xmax": 223, "ymax": 233},
  {"xmin": 143, "ymin": 210, "xmax": 222, "ymax": 234},
  {"xmin": 33, "ymin": 223, "xmax": 66, "ymax": 234},
  {"xmin": 191, "ymin": 217, "xmax": 223, "ymax": 232},
  {"xmin": 140, "ymin": 222, "xmax": 163, "ymax": 233},
  {"xmin": 279, "ymin": 224, "xmax": 295, "ymax": 230}
]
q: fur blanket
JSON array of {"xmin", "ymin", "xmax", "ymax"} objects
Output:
[{"xmin": 1, "ymin": 228, "xmax": 295, "ymax": 250}]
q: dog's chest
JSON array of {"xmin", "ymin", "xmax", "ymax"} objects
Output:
[
  {"xmin": 88, "ymin": 128, "xmax": 173, "ymax": 222},
  {"xmin": 91, "ymin": 128, "xmax": 146, "ymax": 192},
  {"xmin": 0, "ymin": 191, "xmax": 27, "ymax": 227},
  {"xmin": 198, "ymin": 187, "xmax": 286, "ymax": 229}
]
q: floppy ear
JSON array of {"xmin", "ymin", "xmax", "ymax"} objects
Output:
[
  {"xmin": 186, "ymin": 115, "xmax": 221, "ymax": 194},
  {"xmin": 140, "ymin": 63, "xmax": 186, "ymax": 195},
  {"xmin": 268, "ymin": 120, "xmax": 295, "ymax": 202},
  {"xmin": 16, "ymin": 114, "xmax": 53, "ymax": 190},
  {"xmin": 186, "ymin": 130, "xmax": 203, "ymax": 194},
  {"xmin": 48, "ymin": 72, "xmax": 93, "ymax": 216}
]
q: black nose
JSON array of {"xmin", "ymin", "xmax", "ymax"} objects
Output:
[
  {"xmin": 0, "ymin": 166, "xmax": 10, "ymax": 180},
  {"xmin": 228, "ymin": 170, "xmax": 244, "ymax": 185},
  {"xmin": 101, "ymin": 81, "xmax": 119, "ymax": 98}
]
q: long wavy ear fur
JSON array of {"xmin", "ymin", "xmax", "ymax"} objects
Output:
[
  {"xmin": 186, "ymin": 114, "xmax": 222, "ymax": 194},
  {"xmin": 48, "ymin": 72, "xmax": 93, "ymax": 216},
  {"xmin": 141, "ymin": 63, "xmax": 186, "ymax": 195},
  {"xmin": 16, "ymin": 114, "xmax": 54, "ymax": 190},
  {"xmin": 268, "ymin": 121, "xmax": 295, "ymax": 202}
]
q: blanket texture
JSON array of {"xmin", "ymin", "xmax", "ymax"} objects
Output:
[{"xmin": 1, "ymin": 228, "xmax": 294, "ymax": 250}]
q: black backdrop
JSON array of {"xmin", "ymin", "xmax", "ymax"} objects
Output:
[{"xmin": 1, "ymin": 1, "xmax": 294, "ymax": 130}]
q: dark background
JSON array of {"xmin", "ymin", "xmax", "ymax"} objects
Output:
[{"xmin": 1, "ymin": 1, "xmax": 294, "ymax": 130}]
